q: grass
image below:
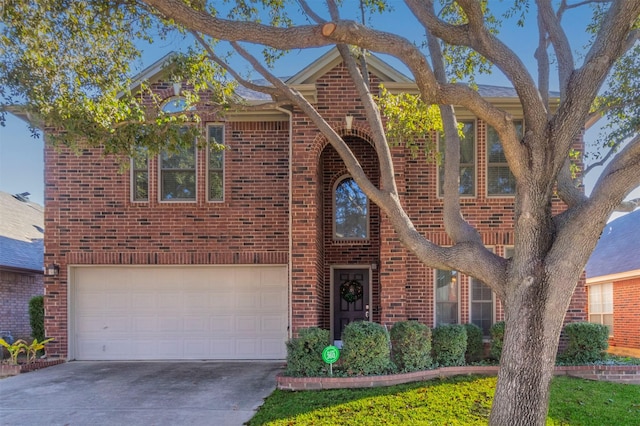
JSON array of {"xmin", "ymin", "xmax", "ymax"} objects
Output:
[{"xmin": 248, "ymin": 375, "xmax": 640, "ymax": 425}]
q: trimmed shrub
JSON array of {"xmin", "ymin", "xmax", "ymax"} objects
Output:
[
  {"xmin": 489, "ymin": 321, "xmax": 505, "ymax": 361},
  {"xmin": 432, "ymin": 324, "xmax": 467, "ymax": 367},
  {"xmin": 561, "ymin": 322, "xmax": 609, "ymax": 364},
  {"xmin": 341, "ymin": 321, "xmax": 392, "ymax": 376},
  {"xmin": 29, "ymin": 295, "xmax": 45, "ymax": 342},
  {"xmin": 285, "ymin": 327, "xmax": 330, "ymax": 377},
  {"xmin": 390, "ymin": 321, "xmax": 432, "ymax": 372},
  {"xmin": 464, "ymin": 323, "xmax": 484, "ymax": 363}
]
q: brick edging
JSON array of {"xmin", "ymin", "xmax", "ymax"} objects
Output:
[{"xmin": 277, "ymin": 365, "xmax": 640, "ymax": 390}]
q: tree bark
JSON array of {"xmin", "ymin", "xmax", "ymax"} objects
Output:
[{"xmin": 490, "ymin": 278, "xmax": 563, "ymax": 426}]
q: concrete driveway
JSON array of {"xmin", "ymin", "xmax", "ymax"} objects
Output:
[{"xmin": 0, "ymin": 361, "xmax": 284, "ymax": 425}]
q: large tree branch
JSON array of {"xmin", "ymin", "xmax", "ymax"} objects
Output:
[
  {"xmin": 334, "ymin": 45, "xmax": 398, "ymax": 196},
  {"xmin": 536, "ymin": 0, "xmax": 574, "ymax": 97},
  {"xmin": 423, "ymin": 4, "xmax": 482, "ymax": 246},
  {"xmin": 550, "ymin": 0, "xmax": 640, "ymax": 175},
  {"xmin": 406, "ymin": 0, "xmax": 547, "ymax": 130}
]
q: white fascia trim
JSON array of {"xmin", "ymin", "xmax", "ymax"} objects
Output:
[{"xmin": 586, "ymin": 269, "xmax": 640, "ymax": 285}]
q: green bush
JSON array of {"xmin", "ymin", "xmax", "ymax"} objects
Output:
[
  {"xmin": 489, "ymin": 321, "xmax": 505, "ymax": 361},
  {"xmin": 390, "ymin": 321, "xmax": 432, "ymax": 372},
  {"xmin": 561, "ymin": 322, "xmax": 609, "ymax": 364},
  {"xmin": 432, "ymin": 324, "xmax": 467, "ymax": 367},
  {"xmin": 29, "ymin": 295, "xmax": 45, "ymax": 342},
  {"xmin": 464, "ymin": 323, "xmax": 484, "ymax": 363},
  {"xmin": 341, "ymin": 321, "xmax": 392, "ymax": 376},
  {"xmin": 285, "ymin": 327, "xmax": 330, "ymax": 377}
]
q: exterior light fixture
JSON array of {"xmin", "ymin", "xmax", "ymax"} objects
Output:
[
  {"xmin": 173, "ymin": 82, "xmax": 182, "ymax": 96},
  {"xmin": 44, "ymin": 263, "xmax": 60, "ymax": 277},
  {"xmin": 345, "ymin": 115, "xmax": 354, "ymax": 130}
]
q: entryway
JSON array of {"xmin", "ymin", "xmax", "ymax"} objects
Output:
[{"xmin": 332, "ymin": 267, "xmax": 371, "ymax": 342}]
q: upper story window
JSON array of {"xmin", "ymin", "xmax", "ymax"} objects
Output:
[
  {"xmin": 160, "ymin": 140, "xmax": 196, "ymax": 201},
  {"xmin": 334, "ymin": 176, "xmax": 368, "ymax": 240},
  {"xmin": 160, "ymin": 97, "xmax": 196, "ymax": 202},
  {"xmin": 487, "ymin": 120, "xmax": 523, "ymax": 196},
  {"xmin": 438, "ymin": 120, "xmax": 476, "ymax": 197},
  {"xmin": 588, "ymin": 283, "xmax": 613, "ymax": 336},
  {"xmin": 131, "ymin": 147, "xmax": 148, "ymax": 202},
  {"xmin": 208, "ymin": 124, "xmax": 224, "ymax": 202}
]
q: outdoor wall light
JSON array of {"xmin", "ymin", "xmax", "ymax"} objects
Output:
[
  {"xmin": 345, "ymin": 115, "xmax": 354, "ymax": 130},
  {"xmin": 44, "ymin": 263, "xmax": 60, "ymax": 277},
  {"xmin": 173, "ymin": 82, "xmax": 182, "ymax": 96}
]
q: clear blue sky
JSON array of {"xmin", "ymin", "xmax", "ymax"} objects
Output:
[{"xmin": 1, "ymin": 2, "xmax": 638, "ymax": 213}]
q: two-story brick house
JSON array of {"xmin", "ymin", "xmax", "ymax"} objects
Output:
[{"xmin": 40, "ymin": 48, "xmax": 586, "ymax": 360}]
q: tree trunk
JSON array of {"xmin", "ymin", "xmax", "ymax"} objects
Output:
[{"xmin": 489, "ymin": 275, "xmax": 566, "ymax": 426}]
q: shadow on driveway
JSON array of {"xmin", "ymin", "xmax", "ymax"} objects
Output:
[{"xmin": 0, "ymin": 361, "xmax": 284, "ymax": 426}]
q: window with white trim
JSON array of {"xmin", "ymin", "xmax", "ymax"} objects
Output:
[
  {"xmin": 588, "ymin": 283, "xmax": 613, "ymax": 336},
  {"xmin": 435, "ymin": 269, "xmax": 459, "ymax": 325},
  {"xmin": 334, "ymin": 176, "xmax": 369, "ymax": 240},
  {"xmin": 160, "ymin": 140, "xmax": 196, "ymax": 201},
  {"xmin": 438, "ymin": 120, "xmax": 476, "ymax": 197},
  {"xmin": 159, "ymin": 97, "xmax": 196, "ymax": 202},
  {"xmin": 131, "ymin": 148, "xmax": 148, "ymax": 202},
  {"xmin": 208, "ymin": 124, "xmax": 224, "ymax": 202},
  {"xmin": 470, "ymin": 278, "xmax": 494, "ymax": 336},
  {"xmin": 487, "ymin": 120, "xmax": 523, "ymax": 196}
]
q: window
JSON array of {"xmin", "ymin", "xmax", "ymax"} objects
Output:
[
  {"xmin": 439, "ymin": 120, "xmax": 475, "ymax": 197},
  {"xmin": 334, "ymin": 177, "xmax": 368, "ymax": 239},
  {"xmin": 487, "ymin": 120, "xmax": 523, "ymax": 196},
  {"xmin": 159, "ymin": 97, "xmax": 196, "ymax": 202},
  {"xmin": 588, "ymin": 283, "xmax": 613, "ymax": 336},
  {"xmin": 131, "ymin": 148, "xmax": 148, "ymax": 202},
  {"xmin": 208, "ymin": 125, "xmax": 224, "ymax": 202},
  {"xmin": 435, "ymin": 270, "xmax": 459, "ymax": 325},
  {"xmin": 160, "ymin": 141, "xmax": 196, "ymax": 201},
  {"xmin": 470, "ymin": 278, "xmax": 494, "ymax": 336}
]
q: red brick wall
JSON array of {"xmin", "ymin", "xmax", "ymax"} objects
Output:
[
  {"xmin": 43, "ymin": 59, "xmax": 588, "ymax": 356},
  {"xmin": 0, "ymin": 269, "xmax": 44, "ymax": 340},
  {"xmin": 611, "ymin": 277, "xmax": 640, "ymax": 350},
  {"xmin": 43, "ymin": 114, "xmax": 291, "ymax": 356}
]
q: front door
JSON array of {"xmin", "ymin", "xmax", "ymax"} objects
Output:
[{"xmin": 333, "ymin": 268, "xmax": 370, "ymax": 341}]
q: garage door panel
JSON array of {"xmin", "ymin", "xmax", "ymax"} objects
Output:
[{"xmin": 73, "ymin": 266, "xmax": 287, "ymax": 360}]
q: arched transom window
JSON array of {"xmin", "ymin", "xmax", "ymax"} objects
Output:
[{"xmin": 334, "ymin": 176, "xmax": 368, "ymax": 239}]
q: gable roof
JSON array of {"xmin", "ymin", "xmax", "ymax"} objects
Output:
[
  {"xmin": 286, "ymin": 47, "xmax": 413, "ymax": 85},
  {"xmin": 0, "ymin": 191, "xmax": 44, "ymax": 272},
  {"xmin": 586, "ymin": 209, "xmax": 640, "ymax": 281}
]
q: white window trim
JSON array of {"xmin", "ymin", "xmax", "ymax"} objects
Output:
[
  {"xmin": 433, "ymin": 268, "xmax": 461, "ymax": 326},
  {"xmin": 587, "ymin": 282, "xmax": 614, "ymax": 337},
  {"xmin": 468, "ymin": 246, "xmax": 496, "ymax": 336},
  {"xmin": 436, "ymin": 118, "xmax": 478, "ymax": 199},
  {"xmin": 158, "ymin": 143, "xmax": 198, "ymax": 203},
  {"xmin": 130, "ymin": 155, "xmax": 149, "ymax": 203},
  {"xmin": 485, "ymin": 120, "xmax": 523, "ymax": 198},
  {"xmin": 207, "ymin": 123, "xmax": 225, "ymax": 203},
  {"xmin": 332, "ymin": 174, "xmax": 370, "ymax": 241}
]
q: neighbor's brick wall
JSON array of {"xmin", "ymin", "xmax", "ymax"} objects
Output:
[
  {"xmin": 43, "ymin": 94, "xmax": 291, "ymax": 356},
  {"xmin": 0, "ymin": 269, "xmax": 43, "ymax": 340},
  {"xmin": 610, "ymin": 277, "xmax": 640, "ymax": 350}
]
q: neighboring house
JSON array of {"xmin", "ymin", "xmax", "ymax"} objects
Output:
[
  {"xmin": 0, "ymin": 191, "xmax": 44, "ymax": 341},
  {"xmin": 34, "ymin": 49, "xmax": 587, "ymax": 360},
  {"xmin": 586, "ymin": 210, "xmax": 640, "ymax": 357}
]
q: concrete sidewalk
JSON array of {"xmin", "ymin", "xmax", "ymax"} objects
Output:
[{"xmin": 0, "ymin": 361, "xmax": 284, "ymax": 425}]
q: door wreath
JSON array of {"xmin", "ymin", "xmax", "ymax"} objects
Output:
[{"xmin": 340, "ymin": 279, "xmax": 363, "ymax": 303}]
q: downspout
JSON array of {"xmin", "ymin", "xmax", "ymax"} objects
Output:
[{"xmin": 277, "ymin": 106, "xmax": 294, "ymax": 339}]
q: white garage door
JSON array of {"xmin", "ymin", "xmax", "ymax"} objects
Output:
[{"xmin": 71, "ymin": 265, "xmax": 288, "ymax": 360}]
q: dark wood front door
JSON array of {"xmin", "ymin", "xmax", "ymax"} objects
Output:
[{"xmin": 333, "ymin": 268, "xmax": 370, "ymax": 341}]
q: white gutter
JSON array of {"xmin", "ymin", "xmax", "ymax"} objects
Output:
[{"xmin": 277, "ymin": 106, "xmax": 294, "ymax": 339}]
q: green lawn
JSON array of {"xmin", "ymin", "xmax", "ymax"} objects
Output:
[{"xmin": 248, "ymin": 376, "xmax": 640, "ymax": 425}]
